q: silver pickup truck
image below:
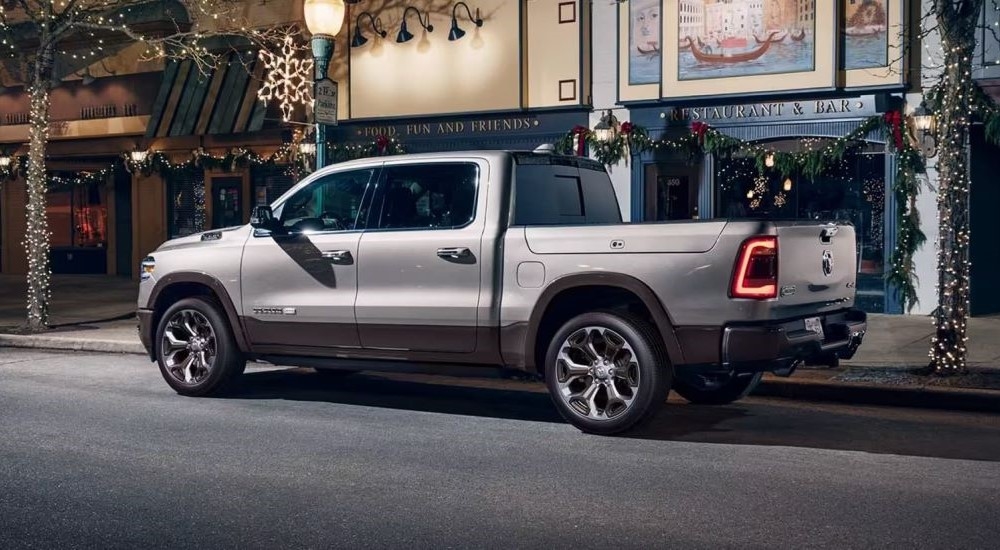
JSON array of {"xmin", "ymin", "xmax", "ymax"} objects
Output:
[{"xmin": 137, "ymin": 150, "xmax": 866, "ymax": 434}]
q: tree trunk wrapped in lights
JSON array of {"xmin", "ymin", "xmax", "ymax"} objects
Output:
[
  {"xmin": 0, "ymin": 1, "xmax": 301, "ymax": 331},
  {"xmin": 24, "ymin": 79, "xmax": 52, "ymax": 331},
  {"xmin": 928, "ymin": 0, "xmax": 982, "ymax": 374}
]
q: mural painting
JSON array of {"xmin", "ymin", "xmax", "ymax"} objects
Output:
[
  {"xmin": 629, "ymin": 0, "xmax": 661, "ymax": 85},
  {"xmin": 843, "ymin": 0, "xmax": 888, "ymax": 70},
  {"xmin": 677, "ymin": 0, "xmax": 816, "ymax": 81}
]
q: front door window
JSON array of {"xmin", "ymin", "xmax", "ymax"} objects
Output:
[{"xmin": 276, "ymin": 169, "xmax": 375, "ymax": 233}]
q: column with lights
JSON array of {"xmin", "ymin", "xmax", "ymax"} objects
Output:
[{"xmin": 303, "ymin": 0, "xmax": 347, "ymax": 170}]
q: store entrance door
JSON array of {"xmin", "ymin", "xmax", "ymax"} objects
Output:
[
  {"xmin": 643, "ymin": 163, "xmax": 700, "ymax": 221},
  {"xmin": 211, "ymin": 177, "xmax": 244, "ymax": 229}
]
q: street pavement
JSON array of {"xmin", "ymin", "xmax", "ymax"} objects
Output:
[{"xmin": 2, "ymin": 349, "xmax": 999, "ymax": 549}]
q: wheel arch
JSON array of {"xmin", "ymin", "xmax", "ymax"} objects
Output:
[
  {"xmin": 148, "ymin": 272, "xmax": 251, "ymax": 359},
  {"xmin": 524, "ymin": 273, "xmax": 684, "ymax": 376}
]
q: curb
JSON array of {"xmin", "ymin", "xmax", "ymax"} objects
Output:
[
  {"xmin": 3, "ymin": 334, "xmax": 999, "ymax": 415},
  {"xmin": 756, "ymin": 376, "xmax": 1000, "ymax": 414},
  {"xmin": 0, "ymin": 334, "xmax": 146, "ymax": 355},
  {"xmin": 48, "ymin": 311, "xmax": 137, "ymax": 329}
]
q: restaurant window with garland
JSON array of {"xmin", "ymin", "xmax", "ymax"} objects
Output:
[
  {"xmin": 166, "ymin": 167, "xmax": 206, "ymax": 239},
  {"xmin": 251, "ymin": 164, "xmax": 298, "ymax": 207},
  {"xmin": 46, "ymin": 173, "xmax": 109, "ymax": 274},
  {"xmin": 715, "ymin": 139, "xmax": 889, "ymax": 313}
]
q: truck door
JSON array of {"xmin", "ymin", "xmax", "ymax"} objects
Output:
[
  {"xmin": 354, "ymin": 160, "xmax": 486, "ymax": 353},
  {"xmin": 240, "ymin": 167, "xmax": 378, "ymax": 350}
]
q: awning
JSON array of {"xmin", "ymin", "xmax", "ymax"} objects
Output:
[{"xmin": 146, "ymin": 51, "xmax": 266, "ymax": 138}]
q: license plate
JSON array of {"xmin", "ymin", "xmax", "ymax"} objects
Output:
[{"xmin": 804, "ymin": 317, "xmax": 824, "ymax": 338}]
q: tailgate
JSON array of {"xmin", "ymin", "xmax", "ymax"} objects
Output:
[{"xmin": 775, "ymin": 222, "xmax": 857, "ymax": 308}]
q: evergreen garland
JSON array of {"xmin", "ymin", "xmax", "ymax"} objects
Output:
[{"xmin": 556, "ymin": 113, "xmax": 927, "ymax": 312}]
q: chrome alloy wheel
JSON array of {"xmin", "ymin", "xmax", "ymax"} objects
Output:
[
  {"xmin": 160, "ymin": 309, "xmax": 218, "ymax": 385},
  {"xmin": 554, "ymin": 326, "xmax": 641, "ymax": 421}
]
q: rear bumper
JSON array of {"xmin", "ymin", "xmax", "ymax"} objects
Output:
[
  {"xmin": 721, "ymin": 308, "xmax": 867, "ymax": 372},
  {"xmin": 137, "ymin": 308, "xmax": 155, "ymax": 360}
]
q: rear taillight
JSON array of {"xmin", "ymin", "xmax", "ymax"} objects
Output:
[{"xmin": 730, "ymin": 236, "xmax": 778, "ymax": 299}]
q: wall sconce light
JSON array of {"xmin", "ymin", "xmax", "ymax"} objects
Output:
[
  {"xmin": 396, "ymin": 7, "xmax": 434, "ymax": 43},
  {"xmin": 449, "ymin": 2, "xmax": 483, "ymax": 41},
  {"xmin": 129, "ymin": 149, "xmax": 149, "ymax": 164},
  {"xmin": 0, "ymin": 155, "xmax": 11, "ymax": 169},
  {"xmin": 124, "ymin": 147, "xmax": 151, "ymax": 175},
  {"xmin": 783, "ymin": 178, "xmax": 793, "ymax": 192},
  {"xmin": 911, "ymin": 100, "xmax": 937, "ymax": 158},
  {"xmin": 351, "ymin": 12, "xmax": 388, "ymax": 48},
  {"xmin": 764, "ymin": 153, "xmax": 775, "ymax": 168},
  {"xmin": 592, "ymin": 110, "xmax": 620, "ymax": 142}
]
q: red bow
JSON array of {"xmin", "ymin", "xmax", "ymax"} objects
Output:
[
  {"xmin": 884, "ymin": 111, "xmax": 904, "ymax": 151},
  {"xmin": 375, "ymin": 135, "xmax": 389, "ymax": 155},
  {"xmin": 691, "ymin": 121, "xmax": 710, "ymax": 145},
  {"xmin": 571, "ymin": 125, "xmax": 589, "ymax": 156},
  {"xmin": 620, "ymin": 121, "xmax": 634, "ymax": 135}
]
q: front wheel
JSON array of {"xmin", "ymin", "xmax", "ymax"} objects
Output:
[
  {"xmin": 155, "ymin": 297, "xmax": 245, "ymax": 397},
  {"xmin": 673, "ymin": 372, "xmax": 762, "ymax": 405},
  {"xmin": 544, "ymin": 312, "xmax": 672, "ymax": 435}
]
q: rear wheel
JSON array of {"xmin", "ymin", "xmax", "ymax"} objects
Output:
[
  {"xmin": 673, "ymin": 372, "xmax": 762, "ymax": 405},
  {"xmin": 544, "ymin": 312, "xmax": 671, "ymax": 435},
  {"xmin": 155, "ymin": 297, "xmax": 245, "ymax": 396}
]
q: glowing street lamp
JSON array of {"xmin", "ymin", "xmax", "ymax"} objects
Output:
[{"xmin": 304, "ymin": 0, "xmax": 347, "ymax": 169}]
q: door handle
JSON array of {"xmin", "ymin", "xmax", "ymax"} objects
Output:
[
  {"xmin": 436, "ymin": 247, "xmax": 471, "ymax": 260},
  {"xmin": 321, "ymin": 250, "xmax": 354, "ymax": 265}
]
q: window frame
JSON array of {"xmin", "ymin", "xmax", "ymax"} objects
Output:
[
  {"xmin": 366, "ymin": 161, "xmax": 482, "ymax": 233},
  {"xmin": 268, "ymin": 166, "xmax": 380, "ymax": 236}
]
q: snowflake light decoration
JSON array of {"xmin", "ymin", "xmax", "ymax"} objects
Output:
[
  {"xmin": 258, "ymin": 35, "xmax": 314, "ymax": 122},
  {"xmin": 748, "ymin": 175, "xmax": 768, "ymax": 210}
]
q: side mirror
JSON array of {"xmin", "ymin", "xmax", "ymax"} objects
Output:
[{"xmin": 250, "ymin": 205, "xmax": 278, "ymax": 232}]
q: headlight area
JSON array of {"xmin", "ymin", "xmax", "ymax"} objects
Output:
[{"xmin": 140, "ymin": 256, "xmax": 156, "ymax": 281}]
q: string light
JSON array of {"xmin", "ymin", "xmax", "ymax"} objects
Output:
[
  {"xmin": 258, "ymin": 33, "xmax": 314, "ymax": 123},
  {"xmin": 924, "ymin": 13, "xmax": 979, "ymax": 375},
  {"xmin": 0, "ymin": 3, "xmax": 307, "ymax": 329}
]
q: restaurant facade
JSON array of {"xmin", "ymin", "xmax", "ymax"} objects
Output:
[{"xmin": 1, "ymin": 0, "xmax": 998, "ymax": 316}]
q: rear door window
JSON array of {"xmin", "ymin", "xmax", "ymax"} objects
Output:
[{"xmin": 374, "ymin": 163, "xmax": 479, "ymax": 230}]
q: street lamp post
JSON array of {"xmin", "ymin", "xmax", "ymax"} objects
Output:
[{"xmin": 303, "ymin": 0, "xmax": 347, "ymax": 170}]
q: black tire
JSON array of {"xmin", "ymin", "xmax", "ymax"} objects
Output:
[
  {"xmin": 154, "ymin": 296, "xmax": 245, "ymax": 397},
  {"xmin": 544, "ymin": 311, "xmax": 672, "ymax": 435},
  {"xmin": 673, "ymin": 372, "xmax": 762, "ymax": 405}
]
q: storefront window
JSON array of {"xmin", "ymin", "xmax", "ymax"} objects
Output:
[
  {"xmin": 46, "ymin": 182, "xmax": 108, "ymax": 249},
  {"xmin": 167, "ymin": 169, "xmax": 206, "ymax": 238},
  {"xmin": 715, "ymin": 139, "xmax": 887, "ymax": 313},
  {"xmin": 251, "ymin": 165, "xmax": 296, "ymax": 206}
]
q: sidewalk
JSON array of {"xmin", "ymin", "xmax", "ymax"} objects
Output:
[
  {"xmin": 1, "ymin": 275, "xmax": 999, "ymax": 412},
  {"xmin": 0, "ymin": 274, "xmax": 137, "ymax": 328}
]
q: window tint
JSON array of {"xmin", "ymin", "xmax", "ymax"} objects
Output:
[
  {"xmin": 514, "ymin": 163, "xmax": 621, "ymax": 226},
  {"xmin": 278, "ymin": 169, "xmax": 374, "ymax": 232},
  {"xmin": 579, "ymin": 165, "xmax": 622, "ymax": 223},
  {"xmin": 553, "ymin": 176, "xmax": 584, "ymax": 217},
  {"xmin": 376, "ymin": 163, "xmax": 478, "ymax": 230}
]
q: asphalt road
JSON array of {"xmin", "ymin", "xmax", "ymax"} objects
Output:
[{"xmin": 2, "ymin": 349, "xmax": 999, "ymax": 549}]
